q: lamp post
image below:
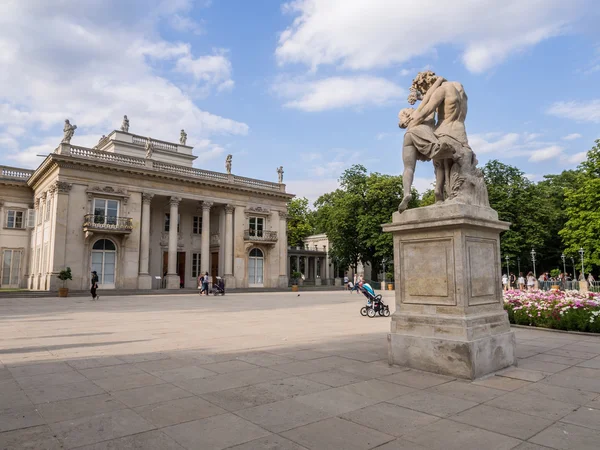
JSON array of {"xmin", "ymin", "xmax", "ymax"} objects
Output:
[
  {"xmin": 531, "ymin": 248, "xmax": 537, "ymax": 279},
  {"xmin": 561, "ymin": 253, "xmax": 566, "ymax": 276},
  {"xmin": 517, "ymin": 257, "xmax": 521, "ymax": 277},
  {"xmin": 382, "ymin": 258, "xmax": 387, "ymax": 291},
  {"xmin": 505, "ymin": 255, "xmax": 509, "ymax": 277},
  {"xmin": 579, "ymin": 248, "xmax": 585, "ymax": 277},
  {"xmin": 571, "ymin": 256, "xmax": 576, "ymax": 280}
]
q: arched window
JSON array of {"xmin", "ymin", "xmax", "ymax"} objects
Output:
[
  {"xmin": 248, "ymin": 248, "xmax": 264, "ymax": 287},
  {"xmin": 91, "ymin": 239, "xmax": 117, "ymax": 288}
]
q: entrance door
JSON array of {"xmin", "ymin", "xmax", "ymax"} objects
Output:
[
  {"xmin": 1, "ymin": 249, "xmax": 22, "ymax": 288},
  {"xmin": 211, "ymin": 252, "xmax": 219, "ymax": 279},
  {"xmin": 248, "ymin": 248, "xmax": 264, "ymax": 287},
  {"xmin": 162, "ymin": 251, "xmax": 186, "ymax": 288},
  {"xmin": 91, "ymin": 239, "xmax": 116, "ymax": 289}
]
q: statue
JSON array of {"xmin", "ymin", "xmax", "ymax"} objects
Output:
[
  {"xmin": 397, "ymin": 71, "xmax": 488, "ymax": 212},
  {"xmin": 145, "ymin": 138, "xmax": 154, "ymax": 159},
  {"xmin": 121, "ymin": 115, "xmax": 129, "ymax": 132},
  {"xmin": 62, "ymin": 119, "xmax": 77, "ymax": 144},
  {"xmin": 277, "ymin": 166, "xmax": 284, "ymax": 184},
  {"xmin": 225, "ymin": 154, "xmax": 232, "ymax": 174},
  {"xmin": 93, "ymin": 135, "xmax": 106, "ymax": 150},
  {"xmin": 180, "ymin": 129, "xmax": 187, "ymax": 145}
]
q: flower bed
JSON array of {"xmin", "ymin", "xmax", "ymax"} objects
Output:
[{"xmin": 504, "ymin": 289, "xmax": 600, "ymax": 333}]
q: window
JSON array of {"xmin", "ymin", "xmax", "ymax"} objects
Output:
[
  {"xmin": 45, "ymin": 197, "xmax": 52, "ymax": 221},
  {"xmin": 5, "ymin": 210, "xmax": 24, "ymax": 229},
  {"xmin": 249, "ymin": 217, "xmax": 264, "ymax": 237},
  {"xmin": 164, "ymin": 213, "xmax": 180, "ymax": 232},
  {"xmin": 93, "ymin": 198, "xmax": 119, "ymax": 225},
  {"xmin": 2, "ymin": 249, "xmax": 22, "ymax": 286},
  {"xmin": 192, "ymin": 216, "xmax": 202, "ymax": 234},
  {"xmin": 191, "ymin": 253, "xmax": 201, "ymax": 278}
]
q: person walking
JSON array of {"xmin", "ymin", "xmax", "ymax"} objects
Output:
[
  {"xmin": 510, "ymin": 273, "xmax": 516, "ymax": 289},
  {"xmin": 197, "ymin": 273, "xmax": 204, "ymax": 295},
  {"xmin": 203, "ymin": 272, "xmax": 211, "ymax": 296},
  {"xmin": 526, "ymin": 271, "xmax": 536, "ymax": 291},
  {"xmin": 90, "ymin": 270, "xmax": 99, "ymax": 301},
  {"xmin": 502, "ymin": 274, "xmax": 508, "ymax": 291},
  {"xmin": 517, "ymin": 272, "xmax": 525, "ymax": 290}
]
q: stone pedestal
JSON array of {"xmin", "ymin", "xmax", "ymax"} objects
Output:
[
  {"xmin": 138, "ymin": 274, "xmax": 152, "ymax": 290},
  {"xmin": 166, "ymin": 274, "xmax": 180, "ymax": 290},
  {"xmin": 580, "ymin": 280, "xmax": 588, "ymax": 293},
  {"xmin": 224, "ymin": 274, "xmax": 236, "ymax": 290},
  {"xmin": 382, "ymin": 203, "xmax": 516, "ymax": 380},
  {"xmin": 334, "ymin": 277, "xmax": 342, "ymax": 287},
  {"xmin": 315, "ymin": 278, "xmax": 322, "ymax": 286},
  {"xmin": 278, "ymin": 275, "xmax": 289, "ymax": 288}
]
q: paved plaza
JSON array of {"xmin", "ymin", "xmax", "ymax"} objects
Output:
[{"xmin": 2, "ymin": 291, "xmax": 600, "ymax": 449}]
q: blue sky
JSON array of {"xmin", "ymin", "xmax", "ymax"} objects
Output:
[{"xmin": 1, "ymin": 0, "xmax": 599, "ymax": 203}]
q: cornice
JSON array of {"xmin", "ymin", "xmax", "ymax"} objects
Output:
[{"xmin": 43, "ymin": 154, "xmax": 294, "ymax": 200}]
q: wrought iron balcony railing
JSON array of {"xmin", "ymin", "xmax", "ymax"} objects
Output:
[
  {"xmin": 83, "ymin": 214, "xmax": 133, "ymax": 233},
  {"xmin": 244, "ymin": 229, "xmax": 278, "ymax": 242}
]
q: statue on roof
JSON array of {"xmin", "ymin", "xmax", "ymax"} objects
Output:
[
  {"xmin": 145, "ymin": 138, "xmax": 154, "ymax": 159},
  {"xmin": 180, "ymin": 129, "xmax": 187, "ymax": 145},
  {"xmin": 277, "ymin": 166, "xmax": 284, "ymax": 184},
  {"xmin": 121, "ymin": 115, "xmax": 129, "ymax": 132},
  {"xmin": 61, "ymin": 119, "xmax": 77, "ymax": 144},
  {"xmin": 225, "ymin": 154, "xmax": 232, "ymax": 174}
]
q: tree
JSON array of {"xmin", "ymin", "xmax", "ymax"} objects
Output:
[
  {"xmin": 560, "ymin": 140, "xmax": 600, "ymax": 273},
  {"xmin": 286, "ymin": 197, "xmax": 314, "ymax": 247}
]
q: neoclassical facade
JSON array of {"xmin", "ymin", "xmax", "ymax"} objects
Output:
[{"xmin": 0, "ymin": 128, "xmax": 291, "ymax": 291}]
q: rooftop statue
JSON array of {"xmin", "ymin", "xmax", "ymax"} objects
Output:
[
  {"xmin": 62, "ymin": 119, "xmax": 77, "ymax": 144},
  {"xmin": 121, "ymin": 115, "xmax": 129, "ymax": 132},
  {"xmin": 398, "ymin": 71, "xmax": 489, "ymax": 212},
  {"xmin": 145, "ymin": 138, "xmax": 154, "ymax": 159},
  {"xmin": 180, "ymin": 129, "xmax": 187, "ymax": 145},
  {"xmin": 226, "ymin": 154, "xmax": 232, "ymax": 174},
  {"xmin": 277, "ymin": 166, "xmax": 284, "ymax": 184}
]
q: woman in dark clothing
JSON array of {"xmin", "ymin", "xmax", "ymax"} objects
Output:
[{"xmin": 91, "ymin": 270, "xmax": 99, "ymax": 301}]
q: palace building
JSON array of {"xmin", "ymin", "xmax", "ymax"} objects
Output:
[{"xmin": 0, "ymin": 125, "xmax": 292, "ymax": 291}]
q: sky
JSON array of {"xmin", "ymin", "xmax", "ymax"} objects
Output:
[{"xmin": 1, "ymin": 0, "xmax": 599, "ymax": 204}]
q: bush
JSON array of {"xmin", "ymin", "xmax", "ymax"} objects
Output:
[
  {"xmin": 504, "ymin": 289, "xmax": 600, "ymax": 333},
  {"xmin": 57, "ymin": 267, "xmax": 72, "ymax": 288}
]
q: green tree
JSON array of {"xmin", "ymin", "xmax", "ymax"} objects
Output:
[
  {"xmin": 419, "ymin": 188, "xmax": 436, "ymax": 207},
  {"xmin": 286, "ymin": 197, "xmax": 314, "ymax": 247},
  {"xmin": 560, "ymin": 140, "xmax": 600, "ymax": 273}
]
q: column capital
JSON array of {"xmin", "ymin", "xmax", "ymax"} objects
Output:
[
  {"xmin": 142, "ymin": 193, "xmax": 155, "ymax": 205},
  {"xmin": 202, "ymin": 201, "xmax": 214, "ymax": 211},
  {"xmin": 225, "ymin": 204, "xmax": 235, "ymax": 214},
  {"xmin": 169, "ymin": 196, "xmax": 182, "ymax": 206},
  {"xmin": 277, "ymin": 210, "xmax": 289, "ymax": 220}
]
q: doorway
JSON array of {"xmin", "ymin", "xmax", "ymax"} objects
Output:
[
  {"xmin": 248, "ymin": 248, "xmax": 264, "ymax": 287},
  {"xmin": 91, "ymin": 239, "xmax": 116, "ymax": 289},
  {"xmin": 162, "ymin": 251, "xmax": 186, "ymax": 288},
  {"xmin": 211, "ymin": 252, "xmax": 219, "ymax": 279}
]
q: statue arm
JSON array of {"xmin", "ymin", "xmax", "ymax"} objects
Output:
[
  {"xmin": 415, "ymin": 77, "xmax": 445, "ymax": 115},
  {"xmin": 410, "ymin": 87, "xmax": 445, "ymax": 127}
]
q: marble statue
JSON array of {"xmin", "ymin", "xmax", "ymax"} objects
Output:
[
  {"xmin": 397, "ymin": 71, "xmax": 488, "ymax": 212},
  {"xmin": 121, "ymin": 115, "xmax": 129, "ymax": 132},
  {"xmin": 145, "ymin": 138, "xmax": 154, "ymax": 159},
  {"xmin": 62, "ymin": 119, "xmax": 77, "ymax": 144},
  {"xmin": 180, "ymin": 129, "xmax": 187, "ymax": 145},
  {"xmin": 277, "ymin": 166, "xmax": 284, "ymax": 184},
  {"xmin": 226, "ymin": 154, "xmax": 232, "ymax": 174}
]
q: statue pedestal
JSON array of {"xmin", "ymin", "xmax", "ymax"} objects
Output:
[{"xmin": 382, "ymin": 203, "xmax": 516, "ymax": 380}]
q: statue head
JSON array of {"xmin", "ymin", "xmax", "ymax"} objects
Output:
[
  {"xmin": 65, "ymin": 119, "xmax": 70, "ymax": 124},
  {"xmin": 124, "ymin": 115, "xmax": 128, "ymax": 119},
  {"xmin": 411, "ymin": 71, "xmax": 438, "ymax": 97},
  {"xmin": 227, "ymin": 154, "xmax": 232, "ymax": 160},
  {"xmin": 407, "ymin": 87, "xmax": 421, "ymax": 105},
  {"xmin": 398, "ymin": 108, "xmax": 414, "ymax": 129},
  {"xmin": 181, "ymin": 129, "xmax": 185, "ymax": 133}
]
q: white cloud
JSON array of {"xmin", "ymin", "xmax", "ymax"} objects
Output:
[
  {"xmin": 524, "ymin": 173, "xmax": 540, "ymax": 181},
  {"xmin": 0, "ymin": 0, "xmax": 246, "ymax": 167},
  {"xmin": 413, "ymin": 176, "xmax": 435, "ymax": 193},
  {"xmin": 169, "ymin": 14, "xmax": 205, "ymax": 35},
  {"xmin": 276, "ymin": 0, "xmax": 586, "ymax": 73},
  {"xmin": 562, "ymin": 133, "xmax": 583, "ymax": 141},
  {"xmin": 273, "ymin": 76, "xmax": 404, "ymax": 112},
  {"xmin": 529, "ymin": 145, "xmax": 564, "ymax": 162},
  {"xmin": 286, "ymin": 178, "xmax": 340, "ymax": 205},
  {"xmin": 547, "ymin": 100, "xmax": 600, "ymax": 123},
  {"xmin": 567, "ymin": 151, "xmax": 587, "ymax": 165},
  {"xmin": 469, "ymin": 132, "xmax": 521, "ymax": 154}
]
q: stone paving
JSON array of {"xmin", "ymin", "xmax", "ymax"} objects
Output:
[{"xmin": 1, "ymin": 291, "xmax": 600, "ymax": 449}]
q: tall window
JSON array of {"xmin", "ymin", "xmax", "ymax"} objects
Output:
[
  {"xmin": 191, "ymin": 253, "xmax": 201, "ymax": 278},
  {"xmin": 164, "ymin": 213, "xmax": 180, "ymax": 232},
  {"xmin": 93, "ymin": 198, "xmax": 119, "ymax": 225},
  {"xmin": 45, "ymin": 197, "xmax": 52, "ymax": 221},
  {"xmin": 5, "ymin": 210, "xmax": 24, "ymax": 229},
  {"xmin": 249, "ymin": 217, "xmax": 264, "ymax": 237},
  {"xmin": 192, "ymin": 216, "xmax": 202, "ymax": 234},
  {"xmin": 2, "ymin": 249, "xmax": 22, "ymax": 286}
]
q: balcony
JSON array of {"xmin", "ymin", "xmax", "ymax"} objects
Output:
[
  {"xmin": 83, "ymin": 214, "xmax": 133, "ymax": 238},
  {"xmin": 244, "ymin": 229, "xmax": 278, "ymax": 244}
]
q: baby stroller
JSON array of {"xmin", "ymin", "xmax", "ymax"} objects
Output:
[
  {"xmin": 211, "ymin": 277, "xmax": 225, "ymax": 295},
  {"xmin": 359, "ymin": 283, "xmax": 390, "ymax": 318}
]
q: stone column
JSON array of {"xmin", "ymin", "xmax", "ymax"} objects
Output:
[
  {"xmin": 166, "ymin": 196, "xmax": 181, "ymax": 289},
  {"xmin": 304, "ymin": 256, "xmax": 309, "ymax": 280},
  {"xmin": 138, "ymin": 193, "xmax": 154, "ymax": 289},
  {"xmin": 200, "ymin": 201, "xmax": 213, "ymax": 276},
  {"xmin": 224, "ymin": 204, "xmax": 235, "ymax": 288},
  {"xmin": 314, "ymin": 256, "xmax": 321, "ymax": 286},
  {"xmin": 278, "ymin": 211, "xmax": 288, "ymax": 288}
]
